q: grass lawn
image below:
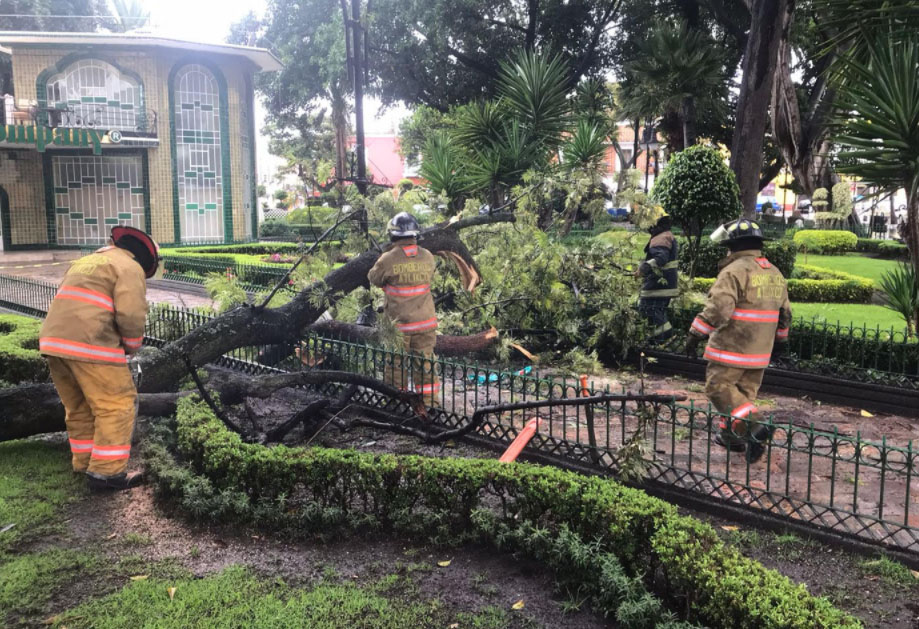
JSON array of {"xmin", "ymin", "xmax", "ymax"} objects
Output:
[
  {"xmin": 791, "ymin": 302, "xmax": 909, "ymax": 332},
  {"xmin": 797, "ymin": 253, "xmax": 901, "ymax": 285}
]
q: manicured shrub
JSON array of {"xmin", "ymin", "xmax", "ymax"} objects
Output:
[
  {"xmin": 0, "ymin": 314, "xmax": 47, "ymax": 384},
  {"xmin": 692, "ymin": 276, "xmax": 875, "ymax": 303},
  {"xmin": 792, "ymin": 230, "xmax": 858, "ymax": 254},
  {"xmin": 259, "ymin": 217, "xmax": 294, "ymax": 239},
  {"xmin": 679, "ymin": 238, "xmax": 796, "ymax": 279},
  {"xmin": 151, "ymin": 398, "xmax": 861, "ymax": 629},
  {"xmin": 856, "ymin": 238, "xmax": 909, "ymax": 259}
]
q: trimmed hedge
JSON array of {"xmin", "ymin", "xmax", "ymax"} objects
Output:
[
  {"xmin": 678, "ymin": 238, "xmax": 796, "ymax": 279},
  {"xmin": 855, "ymin": 238, "xmax": 909, "ymax": 259},
  {"xmin": 693, "ymin": 276, "xmax": 875, "ymax": 303},
  {"xmin": 152, "ymin": 397, "xmax": 860, "ymax": 629},
  {"xmin": 0, "ymin": 314, "xmax": 47, "ymax": 384},
  {"xmin": 792, "ymin": 230, "xmax": 858, "ymax": 254}
]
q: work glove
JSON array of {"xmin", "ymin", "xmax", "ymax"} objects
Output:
[{"xmin": 684, "ymin": 334, "xmax": 702, "ymax": 357}]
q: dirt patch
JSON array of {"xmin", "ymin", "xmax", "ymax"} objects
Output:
[
  {"xmin": 691, "ymin": 509, "xmax": 919, "ymax": 628},
  {"xmin": 55, "ymin": 484, "xmax": 612, "ymax": 629}
]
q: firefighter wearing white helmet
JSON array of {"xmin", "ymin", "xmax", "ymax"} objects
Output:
[
  {"xmin": 684, "ymin": 218, "xmax": 792, "ymax": 462},
  {"xmin": 40, "ymin": 226, "xmax": 160, "ymax": 491},
  {"xmin": 367, "ymin": 212, "xmax": 440, "ymax": 405}
]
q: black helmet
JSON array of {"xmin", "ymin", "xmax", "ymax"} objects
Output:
[
  {"xmin": 387, "ymin": 212, "xmax": 420, "ymax": 238},
  {"xmin": 710, "ymin": 218, "xmax": 766, "ymax": 247},
  {"xmin": 112, "ymin": 225, "xmax": 161, "ymax": 278}
]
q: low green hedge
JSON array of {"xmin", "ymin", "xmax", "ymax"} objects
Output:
[
  {"xmin": 791, "ymin": 265, "xmax": 870, "ymax": 282},
  {"xmin": 678, "ymin": 239, "xmax": 796, "ymax": 279},
  {"xmin": 151, "ymin": 397, "xmax": 859, "ymax": 629},
  {"xmin": 0, "ymin": 314, "xmax": 47, "ymax": 384},
  {"xmin": 792, "ymin": 230, "xmax": 858, "ymax": 254},
  {"xmin": 693, "ymin": 275, "xmax": 874, "ymax": 303},
  {"xmin": 855, "ymin": 238, "xmax": 909, "ymax": 259}
]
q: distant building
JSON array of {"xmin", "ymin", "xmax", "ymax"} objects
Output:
[{"xmin": 0, "ymin": 31, "xmax": 280, "ymax": 250}]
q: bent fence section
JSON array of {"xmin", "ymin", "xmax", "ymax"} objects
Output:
[{"xmin": 2, "ymin": 274, "xmax": 917, "ymax": 555}]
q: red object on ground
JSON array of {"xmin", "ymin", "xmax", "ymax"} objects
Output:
[
  {"xmin": 499, "ymin": 418, "xmax": 540, "ymax": 463},
  {"xmin": 579, "ymin": 374, "xmax": 590, "ymax": 397}
]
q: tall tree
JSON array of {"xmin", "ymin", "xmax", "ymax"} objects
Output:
[
  {"xmin": 229, "ymin": 3, "xmax": 351, "ymax": 194},
  {"xmin": 367, "ymin": 0, "xmax": 624, "ymax": 110},
  {"xmin": 729, "ymin": 0, "xmax": 794, "ymax": 217}
]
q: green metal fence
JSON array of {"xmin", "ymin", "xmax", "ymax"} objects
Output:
[
  {"xmin": 0, "ymin": 274, "xmax": 58, "ymax": 317},
  {"xmin": 160, "ymin": 256, "xmax": 288, "ymax": 291},
  {"xmin": 4, "ymin": 282, "xmax": 918, "ymax": 555},
  {"xmin": 669, "ymin": 309, "xmax": 919, "ymax": 387}
]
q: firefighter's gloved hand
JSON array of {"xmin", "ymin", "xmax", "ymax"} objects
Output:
[{"xmin": 684, "ymin": 334, "xmax": 702, "ymax": 357}]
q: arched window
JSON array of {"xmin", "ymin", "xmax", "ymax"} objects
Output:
[
  {"xmin": 44, "ymin": 58, "xmax": 144, "ymax": 131},
  {"xmin": 173, "ymin": 64, "xmax": 224, "ymax": 241}
]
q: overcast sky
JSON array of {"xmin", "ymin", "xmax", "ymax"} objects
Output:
[{"xmin": 147, "ymin": 0, "xmax": 409, "ymax": 183}]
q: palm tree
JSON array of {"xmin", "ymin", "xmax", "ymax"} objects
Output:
[
  {"xmin": 110, "ymin": 0, "xmax": 150, "ymax": 33},
  {"xmin": 626, "ymin": 21, "xmax": 727, "ymax": 149},
  {"xmin": 834, "ymin": 33, "xmax": 919, "ymax": 278}
]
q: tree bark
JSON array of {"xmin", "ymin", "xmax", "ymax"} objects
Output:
[
  {"xmin": 730, "ymin": 0, "xmax": 795, "ymax": 217},
  {"xmin": 770, "ymin": 40, "xmax": 837, "ymax": 198},
  {"xmin": 681, "ymin": 96, "xmax": 697, "ymax": 149},
  {"xmin": 308, "ymin": 321, "xmax": 499, "ymax": 355}
]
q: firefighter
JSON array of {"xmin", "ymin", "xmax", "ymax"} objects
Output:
[
  {"xmin": 367, "ymin": 212, "xmax": 439, "ymax": 406},
  {"xmin": 684, "ymin": 218, "xmax": 791, "ymax": 463},
  {"xmin": 636, "ymin": 210, "xmax": 679, "ymax": 341},
  {"xmin": 40, "ymin": 226, "xmax": 159, "ymax": 491}
]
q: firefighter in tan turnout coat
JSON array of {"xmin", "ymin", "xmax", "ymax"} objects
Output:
[
  {"xmin": 40, "ymin": 226, "xmax": 159, "ymax": 491},
  {"xmin": 368, "ymin": 212, "xmax": 440, "ymax": 405},
  {"xmin": 684, "ymin": 218, "xmax": 791, "ymax": 463}
]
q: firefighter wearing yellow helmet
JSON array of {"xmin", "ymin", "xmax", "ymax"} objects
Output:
[
  {"xmin": 636, "ymin": 208, "xmax": 679, "ymax": 341},
  {"xmin": 684, "ymin": 218, "xmax": 792, "ymax": 462}
]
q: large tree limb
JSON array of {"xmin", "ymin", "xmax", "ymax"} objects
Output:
[
  {"xmin": 307, "ymin": 321, "xmax": 499, "ymax": 356},
  {"xmin": 135, "ymin": 213, "xmax": 514, "ymax": 393}
]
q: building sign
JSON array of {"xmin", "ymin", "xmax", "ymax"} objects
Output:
[{"xmin": 0, "ymin": 124, "xmax": 106, "ymax": 155}]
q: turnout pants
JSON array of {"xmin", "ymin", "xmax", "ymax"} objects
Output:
[
  {"xmin": 704, "ymin": 362, "xmax": 765, "ymax": 446},
  {"xmin": 383, "ymin": 330, "xmax": 440, "ymax": 406},
  {"xmin": 638, "ymin": 297, "xmax": 673, "ymax": 340},
  {"xmin": 47, "ymin": 356, "xmax": 137, "ymax": 478}
]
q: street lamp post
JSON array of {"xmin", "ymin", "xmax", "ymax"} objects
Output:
[{"xmin": 639, "ymin": 123, "xmax": 660, "ymax": 193}]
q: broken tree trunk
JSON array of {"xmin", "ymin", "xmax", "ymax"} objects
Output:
[
  {"xmin": 0, "ymin": 213, "xmax": 514, "ymax": 442},
  {"xmin": 308, "ymin": 321, "xmax": 499, "ymax": 356}
]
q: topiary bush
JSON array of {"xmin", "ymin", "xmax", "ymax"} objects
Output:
[
  {"xmin": 792, "ymin": 230, "xmax": 858, "ymax": 254},
  {"xmin": 678, "ymin": 238, "xmax": 796, "ymax": 278},
  {"xmin": 148, "ymin": 397, "xmax": 861, "ymax": 629},
  {"xmin": 0, "ymin": 315, "xmax": 47, "ymax": 384},
  {"xmin": 651, "ymin": 145, "xmax": 742, "ymax": 276}
]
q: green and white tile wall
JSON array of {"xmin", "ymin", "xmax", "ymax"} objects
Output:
[
  {"xmin": 50, "ymin": 155, "xmax": 147, "ymax": 245},
  {"xmin": 5, "ymin": 46, "xmax": 258, "ymax": 248},
  {"xmin": 45, "ymin": 58, "xmax": 145, "ymax": 131}
]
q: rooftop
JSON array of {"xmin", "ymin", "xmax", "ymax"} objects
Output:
[{"xmin": 0, "ymin": 31, "xmax": 282, "ymax": 72}]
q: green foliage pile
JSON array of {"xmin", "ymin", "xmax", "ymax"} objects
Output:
[
  {"xmin": 679, "ymin": 238, "xmax": 796, "ymax": 279},
  {"xmin": 856, "ymin": 238, "xmax": 909, "ymax": 259},
  {"xmin": 440, "ymin": 216, "xmax": 646, "ymax": 355},
  {"xmin": 792, "ymin": 230, "xmax": 858, "ymax": 254},
  {"xmin": 0, "ymin": 314, "xmax": 47, "ymax": 385},
  {"xmin": 147, "ymin": 397, "xmax": 860, "ymax": 629}
]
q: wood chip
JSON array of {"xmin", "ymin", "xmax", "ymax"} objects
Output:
[{"xmin": 511, "ymin": 600, "xmax": 525, "ymax": 610}]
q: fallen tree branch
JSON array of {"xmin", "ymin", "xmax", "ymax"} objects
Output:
[
  {"xmin": 183, "ymin": 356, "xmax": 246, "ymax": 436},
  {"xmin": 306, "ymin": 321, "xmax": 499, "ymax": 356},
  {"xmin": 265, "ymin": 399, "xmax": 331, "ymax": 443}
]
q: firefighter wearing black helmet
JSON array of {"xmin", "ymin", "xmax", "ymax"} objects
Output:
[
  {"xmin": 684, "ymin": 218, "xmax": 792, "ymax": 463},
  {"xmin": 367, "ymin": 212, "xmax": 440, "ymax": 405},
  {"xmin": 40, "ymin": 226, "xmax": 161, "ymax": 491},
  {"xmin": 637, "ymin": 210, "xmax": 679, "ymax": 341}
]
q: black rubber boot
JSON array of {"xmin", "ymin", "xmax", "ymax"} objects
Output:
[
  {"xmin": 746, "ymin": 425, "xmax": 777, "ymax": 464},
  {"xmin": 87, "ymin": 471, "xmax": 145, "ymax": 492},
  {"xmin": 714, "ymin": 433, "xmax": 746, "ymax": 452}
]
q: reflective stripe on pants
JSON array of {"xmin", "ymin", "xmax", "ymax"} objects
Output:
[
  {"xmin": 382, "ymin": 330, "xmax": 440, "ymax": 406},
  {"xmin": 704, "ymin": 362, "xmax": 765, "ymax": 446},
  {"xmin": 47, "ymin": 356, "xmax": 137, "ymax": 477}
]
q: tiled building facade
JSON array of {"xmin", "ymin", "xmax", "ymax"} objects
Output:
[{"xmin": 0, "ymin": 33, "xmax": 279, "ymax": 250}]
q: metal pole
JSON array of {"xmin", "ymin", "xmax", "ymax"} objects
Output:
[{"xmin": 350, "ymin": 0, "xmax": 368, "ymax": 200}]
